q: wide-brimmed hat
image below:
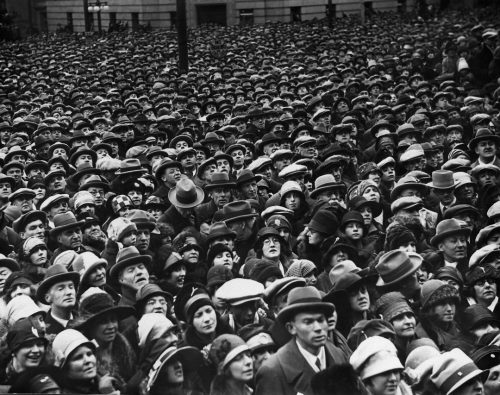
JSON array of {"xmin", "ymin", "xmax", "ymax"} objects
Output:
[
  {"xmin": 109, "ymin": 246, "xmax": 152, "ymax": 281},
  {"xmin": 236, "ymin": 169, "xmax": 261, "ymax": 186},
  {"xmin": 468, "ymin": 128, "xmax": 500, "ymax": 151},
  {"xmin": 348, "ymin": 195, "xmax": 382, "ymax": 217},
  {"xmin": 128, "ymin": 209, "xmax": 156, "ymax": 231},
  {"xmin": 463, "ymin": 304, "xmax": 500, "ymax": 332},
  {"xmin": 115, "ymin": 158, "xmax": 147, "ymax": 175},
  {"xmin": 207, "ymin": 221, "xmax": 236, "ymax": 243},
  {"xmin": 72, "ymin": 252, "xmax": 107, "ymax": 285},
  {"xmin": 376, "ymin": 250, "xmax": 422, "ymax": 287},
  {"xmin": 0, "ymin": 254, "xmax": 19, "ymax": 273},
  {"xmin": 147, "ymin": 346, "xmax": 203, "ymax": 391},
  {"xmin": 430, "ymin": 348, "xmax": 488, "ymax": 395},
  {"xmin": 52, "ymin": 329, "xmax": 96, "ymax": 368},
  {"xmin": 221, "ymin": 200, "xmax": 258, "ymax": 223},
  {"xmin": 277, "ymin": 286, "xmax": 334, "ymax": 323},
  {"xmin": 430, "ymin": 218, "xmax": 471, "ymax": 247},
  {"xmin": 427, "ymin": 170, "xmax": 456, "ymax": 189},
  {"xmin": 49, "ymin": 212, "xmax": 85, "ymax": 237},
  {"xmin": 135, "ymin": 283, "xmax": 173, "ymax": 311},
  {"xmin": 168, "ymin": 178, "xmax": 204, "ymax": 208},
  {"xmin": 205, "ymin": 172, "xmax": 236, "ymax": 190},
  {"xmin": 310, "ymin": 174, "xmax": 346, "ymax": 199},
  {"xmin": 74, "ymin": 288, "xmax": 135, "ymax": 332},
  {"xmin": 36, "ymin": 264, "xmax": 80, "ymax": 304}
]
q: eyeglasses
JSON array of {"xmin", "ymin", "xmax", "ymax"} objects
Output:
[{"xmin": 475, "ymin": 277, "xmax": 497, "ymax": 286}]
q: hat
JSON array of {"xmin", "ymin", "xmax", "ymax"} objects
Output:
[
  {"xmin": 22, "ymin": 236, "xmax": 46, "ymax": 256},
  {"xmin": 376, "ymin": 250, "xmax": 422, "ymax": 287},
  {"xmin": 250, "ymin": 260, "xmax": 283, "ymax": 284},
  {"xmin": 53, "ymin": 250, "xmax": 79, "ymax": 270},
  {"xmin": 390, "ymin": 196, "xmax": 423, "ymax": 214},
  {"xmin": 115, "ymin": 158, "xmax": 147, "ymax": 175},
  {"xmin": 469, "ymin": 244, "xmax": 500, "ymax": 268},
  {"xmin": 346, "ymin": 319, "xmax": 396, "ymax": 350},
  {"xmin": 168, "ymin": 178, "xmax": 204, "ymax": 208},
  {"xmin": 52, "ymin": 329, "xmax": 96, "ymax": 368},
  {"xmin": 207, "ymin": 265, "xmax": 234, "ymax": 288},
  {"xmin": 430, "ymin": 348, "xmax": 488, "ymax": 395},
  {"xmin": 465, "ymin": 264, "xmax": 500, "ymax": 286},
  {"xmin": 263, "ymin": 277, "xmax": 306, "ymax": 304},
  {"xmin": 205, "ymin": 172, "xmax": 236, "ymax": 190},
  {"xmin": 390, "ymin": 175, "xmax": 428, "ymax": 200},
  {"xmin": 430, "ymin": 218, "xmax": 471, "ymax": 247},
  {"xmin": 463, "ymin": 304, "xmax": 500, "ymax": 332},
  {"xmin": 6, "ymin": 295, "xmax": 43, "ymax": 327},
  {"xmin": 307, "ymin": 209, "xmax": 339, "ymax": 235},
  {"xmin": 434, "ymin": 267, "xmax": 464, "ymax": 287},
  {"xmin": 427, "ymin": 170, "xmax": 456, "ymax": 189},
  {"xmin": 349, "ymin": 195, "xmax": 382, "ymax": 217},
  {"xmin": 137, "ymin": 313, "xmax": 174, "ymax": 347},
  {"xmin": 310, "ymin": 174, "xmax": 346, "ymax": 199},
  {"xmin": 221, "ymin": 200, "xmax": 258, "ymax": 223},
  {"xmin": 285, "ymin": 259, "xmax": 317, "ymax": 278},
  {"xmin": 107, "ymin": 217, "xmax": 137, "ymax": 243},
  {"xmin": 6, "ymin": 317, "xmax": 48, "ymax": 352},
  {"xmin": 349, "ymin": 336, "xmax": 403, "ymax": 380},
  {"xmin": 374, "ymin": 292, "xmax": 414, "ymax": 323},
  {"xmin": 135, "ymin": 283, "xmax": 173, "ymax": 311},
  {"xmin": 471, "ymin": 345, "xmax": 500, "ymax": 370},
  {"xmin": 72, "ymin": 252, "xmax": 107, "ymax": 285},
  {"xmin": 111, "ymin": 195, "xmax": 132, "ymax": 214},
  {"xmin": 109, "ymin": 246, "xmax": 151, "ymax": 281},
  {"xmin": 207, "ymin": 221, "xmax": 236, "ymax": 243},
  {"xmin": 443, "ymin": 204, "xmax": 480, "ymax": 220},
  {"xmin": 8, "ymin": 366, "xmax": 61, "ymax": 394},
  {"xmin": 420, "ymin": 279, "xmax": 460, "ymax": 310},
  {"xmin": 40, "ymin": 193, "xmax": 70, "ymax": 212},
  {"xmin": 49, "ymin": 212, "xmax": 84, "ymax": 237},
  {"xmin": 8, "ymin": 188, "xmax": 36, "ymax": 203},
  {"xmin": 75, "ymin": 288, "xmax": 135, "ymax": 332},
  {"xmin": 146, "ymin": 346, "xmax": 203, "ymax": 391},
  {"xmin": 209, "ymin": 334, "xmax": 250, "ymax": 373},
  {"xmin": 277, "ymin": 286, "xmax": 334, "ymax": 323},
  {"xmin": 36, "ymin": 264, "xmax": 79, "ymax": 305},
  {"xmin": 468, "ymin": 128, "xmax": 500, "ymax": 151},
  {"xmin": 236, "ymin": 169, "xmax": 262, "ymax": 186},
  {"xmin": 215, "ymin": 278, "xmax": 264, "ymax": 306}
]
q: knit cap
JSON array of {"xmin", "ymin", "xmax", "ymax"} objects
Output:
[
  {"xmin": 250, "ymin": 260, "xmax": 283, "ymax": 285},
  {"xmin": 285, "ymin": 259, "xmax": 317, "ymax": 278},
  {"xmin": 384, "ymin": 224, "xmax": 417, "ymax": 251},
  {"xmin": 207, "ymin": 265, "xmax": 234, "ymax": 288},
  {"xmin": 374, "ymin": 292, "xmax": 414, "ymax": 323},
  {"xmin": 420, "ymin": 279, "xmax": 460, "ymax": 310}
]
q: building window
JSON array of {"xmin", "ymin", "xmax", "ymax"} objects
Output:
[
  {"xmin": 66, "ymin": 12, "xmax": 73, "ymax": 32},
  {"xmin": 239, "ymin": 9, "xmax": 253, "ymax": 25},
  {"xmin": 131, "ymin": 12, "xmax": 139, "ymax": 30},
  {"xmin": 325, "ymin": 4, "xmax": 336, "ymax": 19},
  {"xmin": 170, "ymin": 11, "xmax": 177, "ymax": 29},
  {"xmin": 290, "ymin": 7, "xmax": 301, "ymax": 22},
  {"xmin": 109, "ymin": 12, "xmax": 116, "ymax": 27}
]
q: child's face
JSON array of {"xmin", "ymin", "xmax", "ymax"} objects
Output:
[
  {"xmin": 344, "ymin": 222, "xmax": 363, "ymax": 240},
  {"xmin": 121, "ymin": 230, "xmax": 137, "ymax": 247}
]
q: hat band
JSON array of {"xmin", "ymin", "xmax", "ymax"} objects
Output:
[
  {"xmin": 380, "ymin": 259, "xmax": 413, "ymax": 284},
  {"xmin": 177, "ymin": 190, "xmax": 198, "ymax": 205},
  {"xmin": 441, "ymin": 363, "xmax": 481, "ymax": 395},
  {"xmin": 221, "ymin": 344, "xmax": 250, "ymax": 371},
  {"xmin": 120, "ymin": 166, "xmax": 143, "ymax": 172},
  {"xmin": 288, "ymin": 296, "xmax": 324, "ymax": 305},
  {"xmin": 225, "ymin": 209, "xmax": 253, "ymax": 221}
]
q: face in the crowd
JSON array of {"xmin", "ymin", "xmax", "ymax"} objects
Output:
[
  {"xmin": 48, "ymin": 200, "xmax": 69, "ymax": 219},
  {"xmin": 210, "ymin": 187, "xmax": 232, "ymax": 209},
  {"xmin": 348, "ymin": 284, "xmax": 370, "ymax": 313},
  {"xmin": 87, "ymin": 265, "xmax": 106, "ymax": 287},
  {"xmin": 262, "ymin": 236, "xmax": 281, "ymax": 260},
  {"xmin": 29, "ymin": 245, "xmax": 48, "ymax": 266},
  {"xmin": 379, "ymin": 164, "xmax": 395, "ymax": 184},
  {"xmin": 0, "ymin": 266, "xmax": 12, "ymax": 294},
  {"xmin": 13, "ymin": 339, "xmax": 46, "ymax": 372},
  {"xmin": 144, "ymin": 295, "xmax": 169, "ymax": 316},
  {"xmin": 475, "ymin": 140, "xmax": 497, "ymax": 160},
  {"xmin": 295, "ymin": 142, "xmax": 317, "ymax": 158},
  {"xmin": 91, "ymin": 315, "xmax": 118, "ymax": 345},
  {"xmin": 451, "ymin": 378, "xmax": 484, "ymax": 395},
  {"xmin": 227, "ymin": 218, "xmax": 255, "ymax": 241},
  {"xmin": 287, "ymin": 312, "xmax": 328, "ymax": 353},
  {"xmin": 283, "ymin": 191, "xmax": 301, "ymax": 211},
  {"xmin": 344, "ymin": 222, "xmax": 363, "ymax": 241},
  {"xmin": 66, "ymin": 345, "xmax": 97, "ymax": 380},
  {"xmin": 434, "ymin": 186, "xmax": 456, "ymax": 206},
  {"xmin": 438, "ymin": 235, "xmax": 467, "ymax": 262},
  {"xmin": 431, "ymin": 299, "xmax": 456, "ymax": 324},
  {"xmin": 181, "ymin": 247, "xmax": 199, "ymax": 264},
  {"xmin": 263, "ymin": 142, "xmax": 279, "ymax": 156},
  {"xmin": 471, "ymin": 319, "xmax": 499, "ymax": 339},
  {"xmin": 20, "ymin": 219, "xmax": 45, "ymax": 240},
  {"xmin": 231, "ymin": 301, "xmax": 257, "ymax": 327},
  {"xmin": 398, "ymin": 240, "xmax": 417, "ymax": 253},
  {"xmin": 391, "ymin": 312, "xmax": 416, "ymax": 339},
  {"xmin": 252, "ymin": 348, "xmax": 273, "ymax": 372},
  {"xmin": 359, "ymin": 206, "xmax": 373, "ymax": 226},
  {"xmin": 212, "ymin": 251, "xmax": 233, "ymax": 270},
  {"xmin": 162, "ymin": 167, "xmax": 182, "ymax": 185},
  {"xmin": 484, "ymin": 364, "xmax": 500, "ymax": 395},
  {"xmin": 216, "ymin": 159, "xmax": 231, "ymax": 174},
  {"xmin": 192, "ymin": 304, "xmax": 217, "ymax": 335},
  {"xmin": 210, "ymin": 236, "xmax": 235, "ymax": 250},
  {"xmin": 477, "ymin": 170, "xmax": 498, "ymax": 188},
  {"xmin": 228, "ymin": 351, "xmax": 253, "ymax": 382},
  {"xmin": 0, "ymin": 181, "xmax": 12, "ymax": 199},
  {"xmin": 473, "ymin": 277, "xmax": 498, "ymax": 306},
  {"xmin": 12, "ymin": 195, "xmax": 33, "ymax": 214},
  {"xmin": 455, "ymin": 184, "xmax": 476, "ymax": 202},
  {"xmin": 239, "ymin": 180, "xmax": 258, "ymax": 200},
  {"xmin": 364, "ymin": 370, "xmax": 401, "ymax": 395},
  {"xmin": 136, "ymin": 229, "xmax": 150, "ymax": 252},
  {"xmin": 118, "ymin": 263, "xmax": 149, "ymax": 291},
  {"xmin": 9, "ymin": 282, "xmax": 32, "ymax": 299},
  {"xmin": 164, "ymin": 360, "xmax": 184, "ymax": 385},
  {"xmin": 128, "ymin": 190, "xmax": 143, "ymax": 207},
  {"xmin": 45, "ymin": 280, "xmax": 76, "ymax": 309},
  {"xmin": 57, "ymin": 227, "xmax": 82, "ymax": 250},
  {"xmin": 48, "ymin": 175, "xmax": 67, "ymax": 193},
  {"xmin": 180, "ymin": 152, "xmax": 196, "ymax": 169},
  {"xmin": 86, "ymin": 187, "xmax": 105, "ymax": 206},
  {"xmin": 362, "ymin": 186, "xmax": 380, "ymax": 203},
  {"xmin": 5, "ymin": 167, "xmax": 22, "ymax": 183},
  {"xmin": 165, "ymin": 264, "xmax": 186, "ymax": 289},
  {"xmin": 306, "ymin": 228, "xmax": 324, "ymax": 246},
  {"xmin": 83, "ymin": 222, "xmax": 101, "ymax": 239}
]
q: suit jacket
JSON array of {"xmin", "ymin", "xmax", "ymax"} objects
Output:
[
  {"xmin": 471, "ymin": 157, "xmax": 500, "ymax": 169},
  {"xmin": 255, "ymin": 338, "xmax": 348, "ymax": 395},
  {"xmin": 45, "ymin": 310, "xmax": 68, "ymax": 336}
]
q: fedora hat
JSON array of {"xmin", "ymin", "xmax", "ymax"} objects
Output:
[
  {"xmin": 36, "ymin": 264, "xmax": 80, "ymax": 304},
  {"xmin": 49, "ymin": 212, "xmax": 85, "ymax": 237},
  {"xmin": 221, "ymin": 200, "xmax": 258, "ymax": 223},
  {"xmin": 12, "ymin": 210, "xmax": 47, "ymax": 234},
  {"xmin": 207, "ymin": 221, "xmax": 236, "ymax": 243},
  {"xmin": 427, "ymin": 170, "xmax": 456, "ymax": 189},
  {"xmin": 128, "ymin": 209, "xmax": 156, "ymax": 231},
  {"xmin": 115, "ymin": 158, "xmax": 147, "ymax": 175},
  {"xmin": 430, "ymin": 348, "xmax": 488, "ymax": 395},
  {"xmin": 348, "ymin": 195, "xmax": 382, "ymax": 217},
  {"xmin": 430, "ymin": 218, "xmax": 471, "ymax": 247},
  {"xmin": 109, "ymin": 246, "xmax": 152, "ymax": 281},
  {"xmin": 74, "ymin": 289, "xmax": 135, "ymax": 332},
  {"xmin": 236, "ymin": 169, "xmax": 261, "ymax": 186},
  {"xmin": 205, "ymin": 172, "xmax": 236, "ymax": 190},
  {"xmin": 310, "ymin": 174, "xmax": 346, "ymax": 199},
  {"xmin": 168, "ymin": 178, "xmax": 204, "ymax": 208},
  {"xmin": 277, "ymin": 286, "xmax": 334, "ymax": 323},
  {"xmin": 468, "ymin": 128, "xmax": 500, "ymax": 151},
  {"xmin": 154, "ymin": 157, "xmax": 182, "ymax": 180},
  {"xmin": 376, "ymin": 250, "xmax": 422, "ymax": 287}
]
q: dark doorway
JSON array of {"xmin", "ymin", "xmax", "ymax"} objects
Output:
[
  {"xmin": 290, "ymin": 6, "xmax": 301, "ymax": 22},
  {"xmin": 197, "ymin": 4, "xmax": 226, "ymax": 26}
]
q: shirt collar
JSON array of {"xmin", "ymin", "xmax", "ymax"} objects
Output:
[{"xmin": 295, "ymin": 339, "xmax": 326, "ymax": 372}]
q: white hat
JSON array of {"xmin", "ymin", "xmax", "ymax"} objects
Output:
[
  {"xmin": 137, "ymin": 313, "xmax": 174, "ymax": 347},
  {"xmin": 248, "ymin": 157, "xmax": 272, "ymax": 172},
  {"xmin": 350, "ymin": 336, "xmax": 403, "ymax": 380},
  {"xmin": 22, "ymin": 236, "xmax": 46, "ymax": 256},
  {"xmin": 278, "ymin": 164, "xmax": 308, "ymax": 179},
  {"xmin": 53, "ymin": 249, "xmax": 80, "ymax": 270},
  {"xmin": 487, "ymin": 201, "xmax": 500, "ymax": 219},
  {"xmin": 6, "ymin": 295, "xmax": 43, "ymax": 327},
  {"xmin": 215, "ymin": 278, "xmax": 264, "ymax": 306},
  {"xmin": 72, "ymin": 251, "xmax": 107, "ymax": 283},
  {"xmin": 400, "ymin": 144, "xmax": 425, "ymax": 163},
  {"xmin": 40, "ymin": 194, "xmax": 69, "ymax": 212},
  {"xmin": 469, "ymin": 244, "xmax": 500, "ymax": 268},
  {"xmin": 73, "ymin": 191, "xmax": 95, "ymax": 210},
  {"xmin": 107, "ymin": 217, "xmax": 137, "ymax": 242},
  {"xmin": 52, "ymin": 329, "xmax": 96, "ymax": 368}
]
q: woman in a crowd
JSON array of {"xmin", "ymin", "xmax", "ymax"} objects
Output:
[
  {"xmin": 279, "ymin": 181, "xmax": 309, "ymax": 236},
  {"xmin": 252, "ymin": 227, "xmax": 294, "ymax": 274}
]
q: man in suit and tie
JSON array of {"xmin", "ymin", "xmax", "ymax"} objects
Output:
[{"xmin": 255, "ymin": 286, "xmax": 349, "ymax": 395}]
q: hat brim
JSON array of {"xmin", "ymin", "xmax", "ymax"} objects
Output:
[
  {"xmin": 431, "ymin": 227, "xmax": 471, "ymax": 247},
  {"xmin": 224, "ymin": 213, "xmax": 258, "ymax": 223},
  {"xmin": 205, "ymin": 182, "xmax": 237, "ymax": 190},
  {"xmin": 446, "ymin": 368, "xmax": 489, "ymax": 395},
  {"xmin": 75, "ymin": 306, "xmax": 136, "ymax": 331},
  {"xmin": 80, "ymin": 259, "xmax": 107, "ymax": 285},
  {"xmin": 168, "ymin": 186, "xmax": 204, "ymax": 209},
  {"xmin": 49, "ymin": 220, "xmax": 85, "ymax": 237},
  {"xmin": 277, "ymin": 302, "xmax": 334, "ymax": 323},
  {"xmin": 236, "ymin": 174, "xmax": 262, "ymax": 186},
  {"xmin": 390, "ymin": 182, "xmax": 428, "ymax": 200},
  {"xmin": 37, "ymin": 272, "xmax": 80, "ymax": 304},
  {"xmin": 376, "ymin": 259, "xmax": 422, "ymax": 287},
  {"xmin": 109, "ymin": 254, "xmax": 152, "ymax": 280},
  {"xmin": 115, "ymin": 168, "xmax": 147, "ymax": 175}
]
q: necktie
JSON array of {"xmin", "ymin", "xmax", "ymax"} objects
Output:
[{"xmin": 315, "ymin": 357, "xmax": 322, "ymax": 371}]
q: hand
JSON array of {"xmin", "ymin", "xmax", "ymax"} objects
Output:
[{"xmin": 99, "ymin": 375, "xmax": 118, "ymax": 394}]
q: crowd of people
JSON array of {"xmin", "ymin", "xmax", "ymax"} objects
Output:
[{"xmin": 1, "ymin": 4, "xmax": 500, "ymax": 395}]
